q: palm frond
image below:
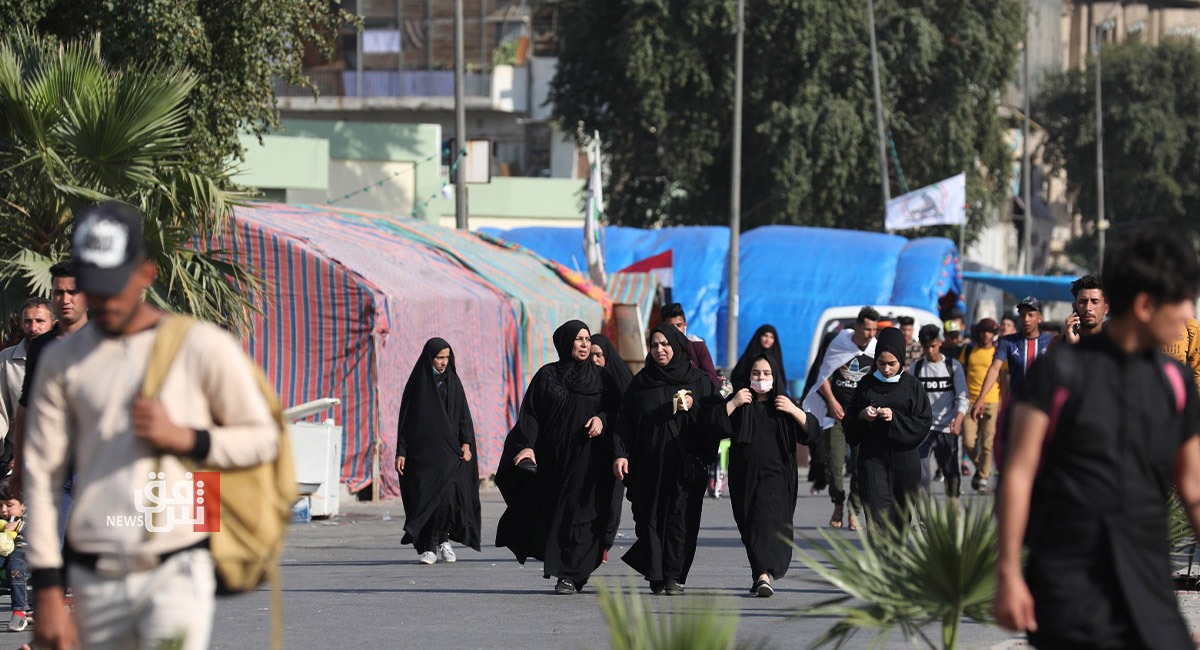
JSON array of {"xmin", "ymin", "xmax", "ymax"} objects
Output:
[
  {"xmin": 0, "ymin": 28, "xmax": 256, "ymax": 334},
  {"xmin": 793, "ymin": 496, "xmax": 999, "ymax": 649},
  {"xmin": 594, "ymin": 578, "xmax": 763, "ymax": 650}
]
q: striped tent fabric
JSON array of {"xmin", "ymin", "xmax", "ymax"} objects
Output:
[
  {"xmin": 605, "ymin": 272, "xmax": 662, "ymax": 323},
  {"xmin": 322, "ymin": 206, "xmax": 605, "ymax": 390},
  {"xmin": 213, "ymin": 204, "xmax": 518, "ymax": 497},
  {"xmin": 208, "ymin": 203, "xmax": 605, "ymax": 499}
]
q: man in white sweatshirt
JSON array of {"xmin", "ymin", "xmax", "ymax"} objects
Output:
[
  {"xmin": 25, "ymin": 201, "xmax": 279, "ymax": 650},
  {"xmin": 911, "ymin": 324, "xmax": 969, "ymax": 500}
]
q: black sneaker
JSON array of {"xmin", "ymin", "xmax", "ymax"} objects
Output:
[
  {"xmin": 664, "ymin": 581, "xmax": 684, "ymax": 596},
  {"xmin": 754, "ymin": 578, "xmax": 774, "ymax": 598},
  {"xmin": 554, "ymin": 578, "xmax": 576, "ymax": 595},
  {"xmin": 650, "ymin": 581, "xmax": 666, "ymax": 595}
]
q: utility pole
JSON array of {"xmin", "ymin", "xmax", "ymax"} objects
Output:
[
  {"xmin": 867, "ymin": 0, "xmax": 891, "ymax": 219},
  {"xmin": 1021, "ymin": 22, "xmax": 1032, "ymax": 275},
  {"xmin": 454, "ymin": 0, "xmax": 469, "ymax": 230},
  {"xmin": 1095, "ymin": 26, "xmax": 1107, "ymax": 272},
  {"xmin": 726, "ymin": 0, "xmax": 744, "ymax": 370}
]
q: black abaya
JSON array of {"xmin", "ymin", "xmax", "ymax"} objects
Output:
[
  {"xmin": 842, "ymin": 372, "xmax": 932, "ymax": 528},
  {"xmin": 614, "ymin": 324, "xmax": 721, "ymax": 587},
  {"xmin": 396, "ymin": 338, "xmax": 482, "ymax": 553},
  {"xmin": 592, "ymin": 333, "xmax": 634, "ymax": 553},
  {"xmin": 495, "ymin": 321, "xmax": 620, "ymax": 589},
  {"xmin": 713, "ymin": 354, "xmax": 816, "ymax": 580}
]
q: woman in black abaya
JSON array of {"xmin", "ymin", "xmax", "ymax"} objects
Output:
[
  {"xmin": 731, "ymin": 324, "xmax": 787, "ymax": 390},
  {"xmin": 590, "ymin": 333, "xmax": 634, "ymax": 562},
  {"xmin": 396, "ymin": 338, "xmax": 481, "ymax": 564},
  {"xmin": 495, "ymin": 321, "xmax": 620, "ymax": 594},
  {"xmin": 714, "ymin": 353, "xmax": 817, "ymax": 597},
  {"xmin": 613, "ymin": 324, "xmax": 720, "ymax": 596},
  {"xmin": 842, "ymin": 328, "xmax": 932, "ymax": 529}
]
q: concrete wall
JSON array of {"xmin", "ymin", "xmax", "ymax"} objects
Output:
[
  {"xmin": 234, "ymin": 135, "xmax": 329, "ymax": 192},
  {"xmin": 530, "ymin": 57, "xmax": 556, "ymax": 121},
  {"xmin": 280, "ymin": 119, "xmax": 442, "ymax": 220},
  {"xmin": 431, "ymin": 176, "xmax": 584, "ymax": 229}
]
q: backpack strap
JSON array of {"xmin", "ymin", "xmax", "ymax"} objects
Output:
[
  {"xmin": 1038, "ymin": 346, "xmax": 1084, "ymax": 473},
  {"xmin": 1154, "ymin": 349, "xmax": 1188, "ymax": 415},
  {"xmin": 943, "ymin": 356, "xmax": 954, "ymax": 380},
  {"xmin": 915, "ymin": 358, "xmax": 926, "ymax": 377},
  {"xmin": 142, "ymin": 315, "xmax": 198, "ymax": 399}
]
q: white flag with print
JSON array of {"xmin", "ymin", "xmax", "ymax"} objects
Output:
[{"xmin": 885, "ymin": 173, "xmax": 967, "ymax": 231}]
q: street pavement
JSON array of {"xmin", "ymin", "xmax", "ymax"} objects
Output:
[
  {"xmin": 213, "ymin": 486, "xmax": 1019, "ymax": 650},
  {"xmin": 9, "ymin": 485, "xmax": 1200, "ymax": 649}
]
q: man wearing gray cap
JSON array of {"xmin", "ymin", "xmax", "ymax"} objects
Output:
[{"xmin": 24, "ymin": 201, "xmax": 279, "ymax": 650}]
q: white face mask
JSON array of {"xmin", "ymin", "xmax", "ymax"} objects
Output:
[{"xmin": 750, "ymin": 379, "xmax": 774, "ymax": 394}]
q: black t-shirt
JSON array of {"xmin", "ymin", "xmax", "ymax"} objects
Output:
[
  {"xmin": 830, "ymin": 348, "xmax": 874, "ymax": 409},
  {"xmin": 1015, "ymin": 333, "xmax": 1200, "ymax": 647}
]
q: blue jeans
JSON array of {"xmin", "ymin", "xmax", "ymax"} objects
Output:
[{"xmin": 2, "ymin": 548, "xmax": 29, "ymax": 611}]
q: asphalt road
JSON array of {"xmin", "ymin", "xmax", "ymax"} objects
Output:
[{"xmin": 205, "ymin": 486, "xmax": 1019, "ymax": 650}]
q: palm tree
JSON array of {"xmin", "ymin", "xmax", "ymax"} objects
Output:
[
  {"xmin": 0, "ymin": 29, "xmax": 257, "ymax": 333},
  {"xmin": 793, "ymin": 497, "xmax": 999, "ymax": 649}
]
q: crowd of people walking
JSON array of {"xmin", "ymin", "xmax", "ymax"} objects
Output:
[{"xmin": 391, "ymin": 227, "xmax": 1200, "ymax": 650}]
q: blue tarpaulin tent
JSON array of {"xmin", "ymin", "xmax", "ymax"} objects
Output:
[
  {"xmin": 488, "ymin": 226, "xmax": 729, "ymax": 355},
  {"xmin": 962, "ymin": 271, "xmax": 1075, "ymax": 303},
  {"xmin": 491, "ymin": 226, "xmax": 962, "ymax": 380}
]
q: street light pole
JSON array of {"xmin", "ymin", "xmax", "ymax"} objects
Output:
[
  {"xmin": 727, "ymin": 0, "xmax": 744, "ymax": 371},
  {"xmin": 867, "ymin": 0, "xmax": 891, "ymax": 213},
  {"xmin": 454, "ymin": 0, "xmax": 469, "ymax": 230},
  {"xmin": 1021, "ymin": 22, "xmax": 1032, "ymax": 275},
  {"xmin": 1095, "ymin": 27, "xmax": 1107, "ymax": 272}
]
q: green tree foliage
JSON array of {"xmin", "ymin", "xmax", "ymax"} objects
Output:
[
  {"xmin": 0, "ymin": 30, "xmax": 257, "ymax": 333},
  {"xmin": 551, "ymin": 0, "xmax": 1024, "ymax": 243},
  {"xmin": 0, "ymin": 0, "xmax": 353, "ymax": 172},
  {"xmin": 1038, "ymin": 38, "xmax": 1200, "ymax": 269}
]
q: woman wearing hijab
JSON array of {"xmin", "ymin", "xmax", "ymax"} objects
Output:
[
  {"xmin": 590, "ymin": 333, "xmax": 634, "ymax": 563},
  {"xmin": 613, "ymin": 324, "xmax": 721, "ymax": 596},
  {"xmin": 396, "ymin": 338, "xmax": 481, "ymax": 564},
  {"xmin": 495, "ymin": 320, "xmax": 620, "ymax": 594},
  {"xmin": 842, "ymin": 327, "xmax": 932, "ymax": 529},
  {"xmin": 731, "ymin": 324, "xmax": 787, "ymax": 390},
  {"xmin": 713, "ymin": 353, "xmax": 817, "ymax": 597}
]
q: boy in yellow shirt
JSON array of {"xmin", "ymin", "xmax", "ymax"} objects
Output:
[{"xmin": 961, "ymin": 318, "xmax": 1003, "ymax": 492}]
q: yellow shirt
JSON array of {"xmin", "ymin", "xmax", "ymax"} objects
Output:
[
  {"xmin": 961, "ymin": 345, "xmax": 1001, "ymax": 404},
  {"xmin": 1163, "ymin": 318, "xmax": 1200, "ymax": 394}
]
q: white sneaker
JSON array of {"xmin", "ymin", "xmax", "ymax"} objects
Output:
[
  {"xmin": 417, "ymin": 551, "xmax": 437, "ymax": 565},
  {"xmin": 7, "ymin": 611, "xmax": 28, "ymax": 632},
  {"xmin": 437, "ymin": 542, "xmax": 456, "ymax": 563}
]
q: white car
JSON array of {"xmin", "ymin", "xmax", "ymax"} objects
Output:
[{"xmin": 804, "ymin": 305, "xmax": 942, "ymax": 375}]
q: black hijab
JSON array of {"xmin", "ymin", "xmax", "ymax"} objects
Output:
[
  {"xmin": 591, "ymin": 333, "xmax": 634, "ymax": 394},
  {"xmin": 731, "ymin": 324, "xmax": 786, "ymax": 390},
  {"xmin": 397, "ymin": 337, "xmax": 461, "ymax": 439},
  {"xmin": 637, "ymin": 324, "xmax": 704, "ymax": 389},
  {"xmin": 396, "ymin": 337, "xmax": 481, "ymax": 551},
  {"xmin": 553, "ymin": 320, "xmax": 603, "ymax": 395},
  {"xmin": 728, "ymin": 352, "xmax": 809, "ymax": 446},
  {"xmin": 871, "ymin": 327, "xmax": 908, "ymax": 395}
]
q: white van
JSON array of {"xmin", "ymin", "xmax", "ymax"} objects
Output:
[{"xmin": 804, "ymin": 305, "xmax": 942, "ymax": 375}]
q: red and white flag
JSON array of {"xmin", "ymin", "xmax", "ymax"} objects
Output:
[{"xmin": 619, "ymin": 250, "xmax": 673, "ymax": 288}]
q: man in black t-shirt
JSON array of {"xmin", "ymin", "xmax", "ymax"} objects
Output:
[{"xmin": 996, "ymin": 229, "xmax": 1200, "ymax": 650}]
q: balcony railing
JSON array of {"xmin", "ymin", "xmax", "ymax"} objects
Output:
[{"xmin": 275, "ymin": 69, "xmax": 493, "ymax": 99}]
